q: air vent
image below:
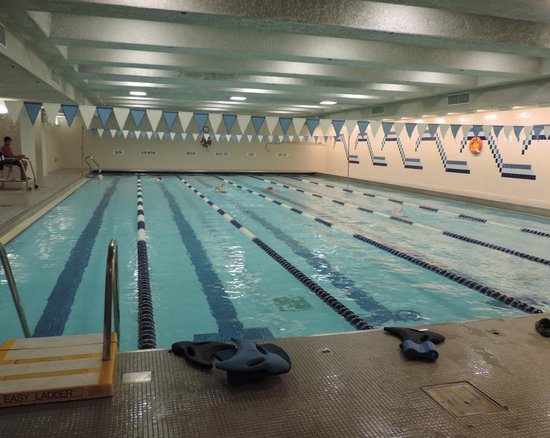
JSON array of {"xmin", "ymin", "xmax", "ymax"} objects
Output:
[
  {"xmin": 371, "ymin": 105, "xmax": 385, "ymax": 115},
  {"xmin": 0, "ymin": 23, "xmax": 6, "ymax": 48},
  {"xmin": 448, "ymin": 92, "xmax": 470, "ymax": 105}
]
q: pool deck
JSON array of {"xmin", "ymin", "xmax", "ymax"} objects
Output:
[{"xmin": 1, "ymin": 171, "xmax": 549, "ymax": 437}]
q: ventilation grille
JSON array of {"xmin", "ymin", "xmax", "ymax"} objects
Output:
[
  {"xmin": 0, "ymin": 23, "xmax": 6, "ymax": 48},
  {"xmin": 448, "ymin": 92, "xmax": 470, "ymax": 105},
  {"xmin": 371, "ymin": 105, "xmax": 385, "ymax": 115}
]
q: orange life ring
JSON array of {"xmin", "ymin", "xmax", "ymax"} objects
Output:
[{"xmin": 468, "ymin": 136, "xmax": 483, "ymax": 154}]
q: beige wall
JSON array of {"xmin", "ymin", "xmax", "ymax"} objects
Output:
[{"xmin": 325, "ymin": 107, "xmax": 550, "ymax": 210}]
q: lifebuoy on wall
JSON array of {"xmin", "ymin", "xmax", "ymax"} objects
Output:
[
  {"xmin": 468, "ymin": 136, "xmax": 483, "ymax": 154},
  {"xmin": 200, "ymin": 136, "xmax": 212, "ymax": 149}
]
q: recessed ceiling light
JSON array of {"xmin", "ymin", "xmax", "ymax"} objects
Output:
[
  {"xmin": 320, "ymin": 100, "xmax": 337, "ymax": 105},
  {"xmin": 130, "ymin": 91, "xmax": 147, "ymax": 96},
  {"xmin": 230, "ymin": 96, "xmax": 247, "ymax": 101}
]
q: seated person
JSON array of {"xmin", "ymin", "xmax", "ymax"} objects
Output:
[{"xmin": 1, "ymin": 136, "xmax": 28, "ymax": 180}]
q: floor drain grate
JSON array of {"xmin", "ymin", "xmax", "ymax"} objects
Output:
[
  {"xmin": 122, "ymin": 371, "xmax": 152, "ymax": 384},
  {"xmin": 423, "ymin": 381, "xmax": 506, "ymax": 417}
]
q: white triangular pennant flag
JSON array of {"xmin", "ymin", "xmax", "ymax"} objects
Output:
[
  {"xmin": 147, "ymin": 110, "xmax": 162, "ymax": 131},
  {"xmin": 113, "ymin": 107, "xmax": 130, "ymax": 130},
  {"xmin": 237, "ymin": 115, "xmax": 251, "ymax": 133},
  {"xmin": 369, "ymin": 120, "xmax": 381, "ymax": 137},
  {"xmin": 208, "ymin": 113, "xmax": 222, "ymax": 133},
  {"xmin": 110, "ymin": 129, "xmax": 117, "ymax": 137},
  {"xmin": 170, "ymin": 132, "xmax": 176, "ymax": 140},
  {"xmin": 393, "ymin": 122, "xmax": 405, "ymax": 138},
  {"xmin": 461, "ymin": 125, "xmax": 472, "ymax": 137},
  {"xmin": 193, "ymin": 133, "xmax": 200, "ymax": 141},
  {"xmin": 5, "ymin": 100, "xmax": 24, "ymax": 122},
  {"xmin": 319, "ymin": 119, "xmax": 332, "ymax": 136},
  {"xmin": 236, "ymin": 134, "xmax": 242, "ymax": 142},
  {"xmin": 146, "ymin": 131, "xmax": 153, "ymax": 140},
  {"xmin": 179, "ymin": 111, "xmax": 193, "ymax": 131},
  {"xmin": 439, "ymin": 124, "xmax": 450, "ymax": 138},
  {"xmin": 225, "ymin": 134, "xmax": 231, "ymax": 142},
  {"xmin": 293, "ymin": 117, "xmax": 306, "ymax": 135},
  {"xmin": 503, "ymin": 125, "xmax": 513, "ymax": 142},
  {"xmin": 79, "ymin": 105, "xmax": 96, "ymax": 129},
  {"xmin": 416, "ymin": 123, "xmax": 427, "ymax": 138},
  {"xmin": 482, "ymin": 125, "xmax": 493, "ymax": 137},
  {"xmin": 159, "ymin": 132, "xmax": 165, "ymax": 140},
  {"xmin": 42, "ymin": 103, "xmax": 60, "ymax": 123},
  {"xmin": 345, "ymin": 120, "xmax": 357, "ymax": 136},
  {"xmin": 265, "ymin": 116, "xmax": 278, "ymax": 135},
  {"xmin": 122, "ymin": 130, "xmax": 129, "ymax": 139},
  {"xmin": 247, "ymin": 134, "xmax": 253, "ymax": 142}
]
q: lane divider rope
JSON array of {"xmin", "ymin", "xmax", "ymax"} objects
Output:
[
  {"xmin": 217, "ymin": 176, "xmax": 542, "ymax": 315},
  {"xmin": 136, "ymin": 175, "xmax": 156, "ymax": 349},
  {"xmin": 177, "ymin": 176, "xmax": 374, "ymax": 331},
  {"xmin": 282, "ymin": 175, "xmax": 550, "ymax": 238},
  {"xmin": 247, "ymin": 175, "xmax": 550, "ymax": 267}
]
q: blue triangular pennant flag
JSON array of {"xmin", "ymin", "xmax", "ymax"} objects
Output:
[
  {"xmin": 513, "ymin": 125, "xmax": 524, "ymax": 141},
  {"xmin": 251, "ymin": 116, "xmax": 265, "ymax": 134},
  {"xmin": 174, "ymin": 132, "xmax": 183, "ymax": 141},
  {"xmin": 91, "ymin": 128, "xmax": 98, "ymax": 137},
  {"xmin": 130, "ymin": 109, "xmax": 146, "ymax": 129},
  {"xmin": 127, "ymin": 131, "xmax": 135, "ymax": 139},
  {"xmin": 194, "ymin": 112, "xmax": 209, "ymax": 132},
  {"xmin": 533, "ymin": 125, "xmax": 544, "ymax": 138},
  {"xmin": 306, "ymin": 118, "xmax": 319, "ymax": 136},
  {"xmin": 140, "ymin": 131, "xmax": 148, "ymax": 139},
  {"xmin": 492, "ymin": 125, "xmax": 504, "ymax": 138},
  {"xmin": 96, "ymin": 106, "xmax": 113, "ymax": 128},
  {"xmin": 427, "ymin": 123, "xmax": 439, "ymax": 137},
  {"xmin": 223, "ymin": 114, "xmax": 237, "ymax": 133},
  {"xmin": 472, "ymin": 125, "xmax": 483, "ymax": 136},
  {"xmin": 450, "ymin": 124, "xmax": 461, "ymax": 139},
  {"xmin": 279, "ymin": 118, "xmax": 292, "ymax": 136},
  {"xmin": 61, "ymin": 104, "xmax": 78, "ymax": 127},
  {"xmin": 186, "ymin": 132, "xmax": 194, "ymax": 141},
  {"xmin": 332, "ymin": 119, "xmax": 345, "ymax": 136},
  {"xmin": 405, "ymin": 123, "xmax": 416, "ymax": 139},
  {"xmin": 24, "ymin": 102, "xmax": 42, "ymax": 125},
  {"xmin": 381, "ymin": 121, "xmax": 394, "ymax": 137},
  {"xmin": 357, "ymin": 121, "xmax": 369, "ymax": 136},
  {"xmin": 163, "ymin": 111, "xmax": 178, "ymax": 131}
]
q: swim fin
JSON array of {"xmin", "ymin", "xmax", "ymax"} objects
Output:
[
  {"xmin": 384, "ymin": 326, "xmax": 445, "ymax": 362},
  {"xmin": 170, "ymin": 341, "xmax": 235, "ymax": 369},
  {"xmin": 383, "ymin": 326, "xmax": 445, "ymax": 344}
]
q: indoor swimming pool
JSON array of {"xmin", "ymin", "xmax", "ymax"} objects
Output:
[{"xmin": 1, "ymin": 173, "xmax": 549, "ymax": 352}]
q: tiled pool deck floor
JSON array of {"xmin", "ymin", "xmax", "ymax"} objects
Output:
[{"xmin": 1, "ymin": 171, "xmax": 549, "ymax": 437}]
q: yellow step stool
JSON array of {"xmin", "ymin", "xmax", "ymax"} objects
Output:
[{"xmin": 0, "ymin": 333, "xmax": 117, "ymax": 407}]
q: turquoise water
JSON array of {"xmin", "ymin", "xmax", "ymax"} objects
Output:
[{"xmin": 1, "ymin": 173, "xmax": 549, "ymax": 351}]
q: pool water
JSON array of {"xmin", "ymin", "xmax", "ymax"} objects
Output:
[{"xmin": 1, "ymin": 173, "xmax": 549, "ymax": 351}]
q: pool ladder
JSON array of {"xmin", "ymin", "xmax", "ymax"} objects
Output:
[
  {"xmin": 0, "ymin": 239, "xmax": 120, "ymax": 361},
  {"xmin": 85, "ymin": 155, "xmax": 102, "ymax": 176}
]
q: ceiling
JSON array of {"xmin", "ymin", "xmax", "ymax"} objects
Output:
[{"xmin": 1, "ymin": 0, "xmax": 550, "ymax": 117}]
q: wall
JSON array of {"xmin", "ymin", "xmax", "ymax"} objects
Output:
[
  {"xmin": 324, "ymin": 107, "xmax": 550, "ymax": 211},
  {"xmin": 49, "ymin": 117, "xmax": 328, "ymax": 174}
]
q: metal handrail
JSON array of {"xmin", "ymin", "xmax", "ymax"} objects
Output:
[
  {"xmin": 102, "ymin": 239, "xmax": 120, "ymax": 361},
  {"xmin": 85, "ymin": 155, "xmax": 102, "ymax": 175},
  {"xmin": 0, "ymin": 244, "xmax": 31, "ymax": 337}
]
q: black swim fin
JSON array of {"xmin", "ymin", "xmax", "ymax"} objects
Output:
[
  {"xmin": 170, "ymin": 341, "xmax": 235, "ymax": 369},
  {"xmin": 383, "ymin": 327, "xmax": 445, "ymax": 344}
]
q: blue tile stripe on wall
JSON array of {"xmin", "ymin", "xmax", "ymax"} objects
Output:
[{"xmin": 34, "ymin": 178, "xmax": 119, "ymax": 337}]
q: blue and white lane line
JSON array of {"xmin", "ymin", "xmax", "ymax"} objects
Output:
[
  {"xmin": 34, "ymin": 179, "xmax": 118, "ymax": 337},
  {"xmin": 136, "ymin": 176, "xmax": 156, "ymax": 349},
  {"xmin": 176, "ymin": 176, "xmax": 373, "ymax": 331},
  {"xmin": 216, "ymin": 176, "xmax": 542, "ymax": 315},
  {"xmin": 247, "ymin": 175, "xmax": 550, "ymax": 267},
  {"xmin": 281, "ymin": 175, "xmax": 550, "ymax": 238}
]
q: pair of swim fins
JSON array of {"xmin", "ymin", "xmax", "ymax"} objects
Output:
[
  {"xmin": 384, "ymin": 327, "xmax": 445, "ymax": 362},
  {"xmin": 170, "ymin": 338, "xmax": 291, "ymax": 384}
]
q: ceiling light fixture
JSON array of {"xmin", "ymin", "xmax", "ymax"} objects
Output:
[
  {"xmin": 320, "ymin": 100, "xmax": 337, "ymax": 105},
  {"xmin": 130, "ymin": 91, "xmax": 147, "ymax": 96},
  {"xmin": 230, "ymin": 96, "xmax": 247, "ymax": 101}
]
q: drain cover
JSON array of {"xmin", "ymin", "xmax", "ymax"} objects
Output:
[
  {"xmin": 423, "ymin": 381, "xmax": 505, "ymax": 417},
  {"xmin": 122, "ymin": 371, "xmax": 152, "ymax": 384}
]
